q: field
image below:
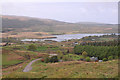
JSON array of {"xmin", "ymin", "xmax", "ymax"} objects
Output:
[
  {"xmin": 2, "ymin": 60, "xmax": 118, "ymax": 78},
  {"xmin": 2, "ymin": 45, "xmax": 46, "ymax": 68}
]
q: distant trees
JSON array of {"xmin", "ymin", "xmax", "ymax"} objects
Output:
[
  {"xmin": 74, "ymin": 45, "xmax": 118, "ymax": 60},
  {"xmin": 80, "ymin": 40, "xmax": 118, "ymax": 46},
  {"xmin": 81, "ymin": 34, "xmax": 118, "ymax": 43},
  {"xmin": 49, "ymin": 56, "xmax": 58, "ymax": 63},
  {"xmin": 43, "ymin": 56, "xmax": 58, "ymax": 63},
  {"xmin": 28, "ymin": 44, "xmax": 37, "ymax": 51}
]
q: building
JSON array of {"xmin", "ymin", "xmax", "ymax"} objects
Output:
[
  {"xmin": 90, "ymin": 57, "xmax": 98, "ymax": 62},
  {"xmin": 99, "ymin": 60, "xmax": 103, "ymax": 62},
  {"xmin": 49, "ymin": 54, "xmax": 58, "ymax": 57}
]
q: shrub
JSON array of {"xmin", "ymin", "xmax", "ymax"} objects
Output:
[
  {"xmin": 49, "ymin": 56, "xmax": 58, "ymax": 63},
  {"xmin": 62, "ymin": 56, "xmax": 73, "ymax": 61},
  {"xmin": 115, "ymin": 56, "xmax": 118, "ymax": 59},
  {"xmin": 28, "ymin": 44, "xmax": 37, "ymax": 51},
  {"xmin": 103, "ymin": 58, "xmax": 108, "ymax": 61},
  {"xmin": 41, "ymin": 59, "xmax": 44, "ymax": 62},
  {"xmin": 85, "ymin": 57, "xmax": 91, "ymax": 62},
  {"xmin": 82, "ymin": 51, "xmax": 88, "ymax": 58},
  {"xmin": 108, "ymin": 56, "xmax": 113, "ymax": 60},
  {"xmin": 79, "ymin": 56, "xmax": 84, "ymax": 60},
  {"xmin": 44, "ymin": 57, "xmax": 50, "ymax": 63},
  {"xmin": 56, "ymin": 50, "xmax": 62, "ymax": 54}
]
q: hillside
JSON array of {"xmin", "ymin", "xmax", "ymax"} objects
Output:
[
  {"xmin": 3, "ymin": 60, "xmax": 118, "ymax": 78},
  {"xmin": 2, "ymin": 15, "xmax": 118, "ymax": 34}
]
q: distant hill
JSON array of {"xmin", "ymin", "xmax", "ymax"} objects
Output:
[
  {"xmin": 2, "ymin": 15, "xmax": 118, "ymax": 33},
  {"xmin": 76, "ymin": 22, "xmax": 106, "ymax": 24}
]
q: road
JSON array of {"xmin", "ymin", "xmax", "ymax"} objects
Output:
[{"xmin": 23, "ymin": 58, "xmax": 42, "ymax": 72}]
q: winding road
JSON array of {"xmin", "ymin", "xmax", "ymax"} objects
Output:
[{"xmin": 23, "ymin": 58, "xmax": 42, "ymax": 72}]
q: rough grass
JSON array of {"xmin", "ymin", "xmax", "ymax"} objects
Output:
[
  {"xmin": 2, "ymin": 57, "xmax": 44, "ymax": 76},
  {"xmin": 65, "ymin": 54, "xmax": 83, "ymax": 61},
  {"xmin": 2, "ymin": 45, "xmax": 46, "ymax": 68},
  {"xmin": 31, "ymin": 60, "xmax": 118, "ymax": 78},
  {"xmin": 36, "ymin": 46, "xmax": 47, "ymax": 51},
  {"xmin": 36, "ymin": 45, "xmax": 60, "ymax": 52},
  {"xmin": 2, "ymin": 50, "xmax": 25, "ymax": 68},
  {"xmin": 3, "ymin": 60, "xmax": 118, "ymax": 78}
]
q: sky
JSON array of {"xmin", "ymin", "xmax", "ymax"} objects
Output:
[
  {"xmin": 1, "ymin": 0, "xmax": 119, "ymax": 3},
  {"xmin": 1, "ymin": 0, "xmax": 119, "ymax": 24}
]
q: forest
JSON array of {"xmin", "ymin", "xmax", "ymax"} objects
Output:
[
  {"xmin": 80, "ymin": 40, "xmax": 119, "ymax": 46},
  {"xmin": 74, "ymin": 45, "xmax": 118, "ymax": 60}
]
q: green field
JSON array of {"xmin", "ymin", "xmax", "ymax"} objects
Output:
[
  {"xmin": 2, "ymin": 53, "xmax": 25, "ymax": 68},
  {"xmin": 2, "ymin": 45, "xmax": 46, "ymax": 68},
  {"xmin": 36, "ymin": 45, "xmax": 60, "ymax": 52}
]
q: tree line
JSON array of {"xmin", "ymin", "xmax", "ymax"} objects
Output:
[{"xmin": 80, "ymin": 40, "xmax": 119, "ymax": 46}]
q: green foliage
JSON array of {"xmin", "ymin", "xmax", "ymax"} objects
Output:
[
  {"xmin": 56, "ymin": 50, "xmax": 62, "ymax": 54},
  {"xmin": 49, "ymin": 56, "xmax": 58, "ymax": 63},
  {"xmin": 103, "ymin": 58, "xmax": 108, "ymax": 61},
  {"xmin": 50, "ymin": 46, "xmax": 60, "ymax": 50},
  {"xmin": 62, "ymin": 54, "xmax": 84, "ymax": 61},
  {"xmin": 115, "ymin": 56, "xmax": 118, "ymax": 59},
  {"xmin": 2, "ymin": 55, "xmax": 24, "ymax": 68},
  {"xmin": 74, "ymin": 45, "xmax": 118, "ymax": 60},
  {"xmin": 82, "ymin": 51, "xmax": 88, "ymax": 58},
  {"xmin": 44, "ymin": 57, "xmax": 50, "ymax": 63},
  {"xmin": 85, "ymin": 57, "xmax": 91, "ymax": 62},
  {"xmin": 62, "ymin": 56, "xmax": 73, "ymax": 61},
  {"xmin": 36, "ymin": 46, "xmax": 47, "ymax": 51},
  {"xmin": 79, "ymin": 56, "xmax": 84, "ymax": 59},
  {"xmin": 81, "ymin": 34, "xmax": 118, "ymax": 43},
  {"xmin": 36, "ymin": 45, "xmax": 60, "ymax": 52},
  {"xmin": 28, "ymin": 44, "xmax": 37, "ymax": 51},
  {"xmin": 108, "ymin": 56, "xmax": 113, "ymax": 60},
  {"xmin": 13, "ymin": 60, "xmax": 117, "ymax": 78}
]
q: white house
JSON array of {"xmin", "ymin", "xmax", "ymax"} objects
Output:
[{"xmin": 90, "ymin": 57, "xmax": 98, "ymax": 61}]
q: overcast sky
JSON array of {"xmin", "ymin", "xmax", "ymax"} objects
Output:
[
  {"xmin": 1, "ymin": 0, "xmax": 118, "ymax": 24},
  {"xmin": 1, "ymin": 0, "xmax": 119, "ymax": 3}
]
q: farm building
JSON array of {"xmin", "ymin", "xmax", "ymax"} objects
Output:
[{"xmin": 90, "ymin": 57, "xmax": 98, "ymax": 61}]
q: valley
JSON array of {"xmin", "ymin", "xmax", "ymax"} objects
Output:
[{"xmin": 1, "ymin": 15, "xmax": 119, "ymax": 79}]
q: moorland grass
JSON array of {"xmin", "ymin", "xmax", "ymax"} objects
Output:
[{"xmin": 3, "ymin": 59, "xmax": 118, "ymax": 78}]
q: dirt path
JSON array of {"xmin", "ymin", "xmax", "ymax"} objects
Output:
[{"xmin": 23, "ymin": 58, "xmax": 42, "ymax": 72}]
